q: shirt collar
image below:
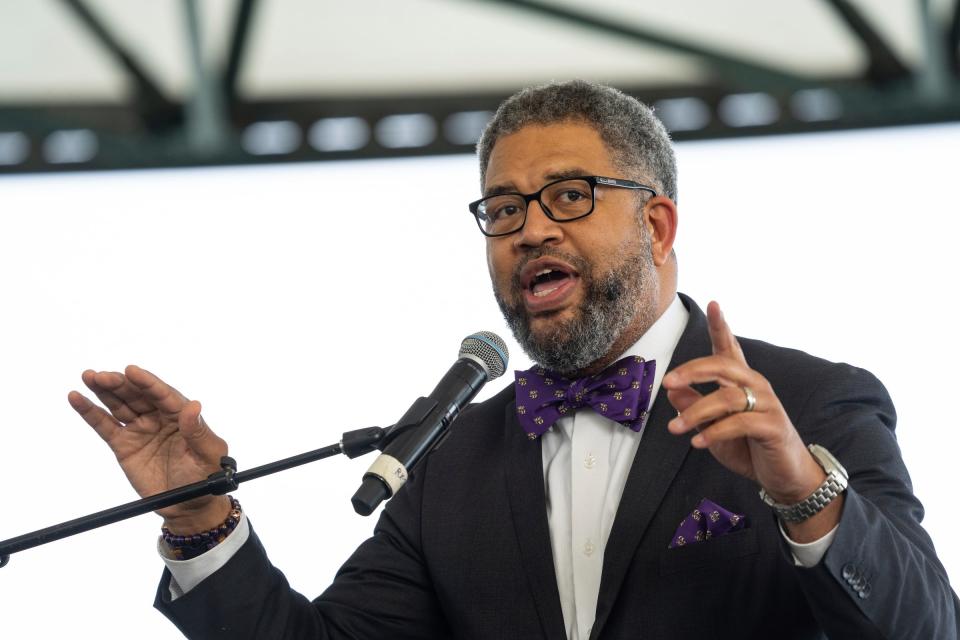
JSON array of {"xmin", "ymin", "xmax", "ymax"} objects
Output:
[{"xmin": 619, "ymin": 294, "xmax": 688, "ymax": 376}]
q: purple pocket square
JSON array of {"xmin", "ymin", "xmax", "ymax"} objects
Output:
[{"xmin": 669, "ymin": 498, "xmax": 748, "ymax": 548}]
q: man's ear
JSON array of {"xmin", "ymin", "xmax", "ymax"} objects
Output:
[{"xmin": 644, "ymin": 196, "xmax": 678, "ymax": 267}]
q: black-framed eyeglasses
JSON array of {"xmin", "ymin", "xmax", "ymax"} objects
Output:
[{"xmin": 468, "ymin": 175, "xmax": 656, "ymax": 238}]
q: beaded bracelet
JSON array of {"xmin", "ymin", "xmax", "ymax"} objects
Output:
[{"xmin": 161, "ymin": 496, "xmax": 242, "ymax": 561}]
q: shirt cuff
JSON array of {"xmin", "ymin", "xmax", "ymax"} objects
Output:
[
  {"xmin": 158, "ymin": 512, "xmax": 251, "ymax": 600},
  {"xmin": 779, "ymin": 519, "xmax": 839, "ymax": 567}
]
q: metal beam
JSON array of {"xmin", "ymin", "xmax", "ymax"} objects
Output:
[
  {"xmin": 918, "ymin": 0, "xmax": 953, "ymax": 102},
  {"xmin": 182, "ymin": 0, "xmax": 231, "ymax": 154},
  {"xmin": 949, "ymin": 0, "xmax": 960, "ymax": 76},
  {"xmin": 223, "ymin": 0, "xmax": 259, "ymax": 107},
  {"xmin": 4, "ymin": 80, "xmax": 960, "ymax": 174},
  {"xmin": 467, "ymin": 0, "xmax": 813, "ymax": 90},
  {"xmin": 822, "ymin": 0, "xmax": 912, "ymax": 85},
  {"xmin": 57, "ymin": 0, "xmax": 179, "ymax": 131}
]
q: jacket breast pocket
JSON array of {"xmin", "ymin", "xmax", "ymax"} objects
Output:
[{"xmin": 658, "ymin": 527, "xmax": 760, "ymax": 577}]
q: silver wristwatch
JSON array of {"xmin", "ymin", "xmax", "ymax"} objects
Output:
[{"xmin": 759, "ymin": 444, "xmax": 848, "ymax": 523}]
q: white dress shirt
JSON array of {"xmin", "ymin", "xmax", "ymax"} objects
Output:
[
  {"xmin": 540, "ymin": 295, "xmax": 687, "ymax": 639},
  {"xmin": 163, "ymin": 295, "xmax": 837, "ymax": 631}
]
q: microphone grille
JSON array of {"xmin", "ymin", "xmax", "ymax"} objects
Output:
[{"xmin": 460, "ymin": 331, "xmax": 509, "ymax": 380}]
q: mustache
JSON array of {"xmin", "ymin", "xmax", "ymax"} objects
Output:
[{"xmin": 509, "ymin": 247, "xmax": 592, "ymax": 292}]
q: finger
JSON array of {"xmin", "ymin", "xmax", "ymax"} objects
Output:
[
  {"xmin": 665, "ymin": 385, "xmax": 702, "ymax": 414},
  {"xmin": 669, "ymin": 386, "xmax": 757, "ymax": 435},
  {"xmin": 68, "ymin": 390, "xmax": 122, "ymax": 444},
  {"xmin": 177, "ymin": 400, "xmax": 228, "ymax": 464},
  {"xmin": 79, "ymin": 371, "xmax": 141, "ymax": 423},
  {"xmin": 82, "ymin": 369, "xmax": 125, "ymax": 394},
  {"xmin": 689, "ymin": 412, "xmax": 766, "ymax": 449},
  {"xmin": 87, "ymin": 388, "xmax": 141, "ymax": 423},
  {"xmin": 90, "ymin": 370, "xmax": 161, "ymax": 415},
  {"xmin": 663, "ymin": 355, "xmax": 760, "ymax": 389},
  {"xmin": 82, "ymin": 369, "xmax": 156, "ymax": 415},
  {"xmin": 707, "ymin": 301, "xmax": 746, "ymax": 363},
  {"xmin": 124, "ymin": 364, "xmax": 189, "ymax": 415}
]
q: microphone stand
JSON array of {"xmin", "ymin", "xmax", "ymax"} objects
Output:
[{"xmin": 0, "ymin": 424, "xmax": 394, "ymax": 568}]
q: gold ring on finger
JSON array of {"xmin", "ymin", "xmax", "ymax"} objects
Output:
[{"xmin": 741, "ymin": 386, "xmax": 757, "ymax": 412}]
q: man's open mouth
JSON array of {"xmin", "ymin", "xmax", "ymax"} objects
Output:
[
  {"xmin": 530, "ymin": 268, "xmax": 572, "ymax": 297},
  {"xmin": 517, "ymin": 258, "xmax": 580, "ymax": 311}
]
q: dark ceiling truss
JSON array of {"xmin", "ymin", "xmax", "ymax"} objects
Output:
[
  {"xmin": 58, "ymin": 0, "xmax": 182, "ymax": 133},
  {"xmin": 469, "ymin": 0, "xmax": 814, "ymax": 91},
  {"xmin": 182, "ymin": 0, "xmax": 230, "ymax": 153},
  {"xmin": 2, "ymin": 0, "xmax": 959, "ymax": 175},
  {"xmin": 223, "ymin": 0, "xmax": 260, "ymax": 109},
  {"xmin": 949, "ymin": 0, "xmax": 960, "ymax": 76},
  {"xmin": 4, "ymin": 78, "xmax": 959, "ymax": 174},
  {"xmin": 821, "ymin": 0, "xmax": 912, "ymax": 86}
]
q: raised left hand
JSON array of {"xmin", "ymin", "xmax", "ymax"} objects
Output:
[{"xmin": 662, "ymin": 301, "xmax": 825, "ymax": 506}]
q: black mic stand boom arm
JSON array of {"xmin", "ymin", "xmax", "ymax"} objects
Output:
[{"xmin": 0, "ymin": 424, "xmax": 393, "ymax": 568}]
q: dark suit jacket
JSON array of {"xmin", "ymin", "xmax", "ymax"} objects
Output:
[{"xmin": 156, "ymin": 295, "xmax": 960, "ymax": 639}]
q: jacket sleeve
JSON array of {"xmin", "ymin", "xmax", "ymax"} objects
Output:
[
  {"xmin": 787, "ymin": 363, "xmax": 960, "ymax": 639},
  {"xmin": 154, "ymin": 461, "xmax": 451, "ymax": 639}
]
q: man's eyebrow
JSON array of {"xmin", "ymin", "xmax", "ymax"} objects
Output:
[
  {"xmin": 483, "ymin": 168, "xmax": 591, "ymax": 197},
  {"xmin": 543, "ymin": 168, "xmax": 590, "ymax": 182},
  {"xmin": 484, "ymin": 182, "xmax": 519, "ymax": 197}
]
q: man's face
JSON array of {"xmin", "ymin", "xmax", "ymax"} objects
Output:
[{"xmin": 483, "ymin": 121, "xmax": 661, "ymax": 375}]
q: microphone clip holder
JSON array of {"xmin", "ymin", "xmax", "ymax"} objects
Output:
[{"xmin": 207, "ymin": 456, "xmax": 240, "ymax": 495}]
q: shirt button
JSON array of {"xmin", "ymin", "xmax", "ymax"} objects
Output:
[
  {"xmin": 583, "ymin": 540, "xmax": 595, "ymax": 556},
  {"xmin": 584, "ymin": 453, "xmax": 597, "ymax": 469}
]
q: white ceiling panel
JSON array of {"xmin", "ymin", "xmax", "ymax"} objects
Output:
[
  {"xmin": 0, "ymin": 0, "xmax": 954, "ymax": 110},
  {"xmin": 241, "ymin": 0, "xmax": 707, "ymax": 97}
]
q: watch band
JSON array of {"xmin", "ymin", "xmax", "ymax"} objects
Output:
[{"xmin": 759, "ymin": 444, "xmax": 849, "ymax": 523}]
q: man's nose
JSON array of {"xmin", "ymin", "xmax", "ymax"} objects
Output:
[{"xmin": 515, "ymin": 200, "xmax": 563, "ymax": 248}]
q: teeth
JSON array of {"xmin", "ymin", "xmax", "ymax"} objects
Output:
[
  {"xmin": 536, "ymin": 268, "xmax": 554, "ymax": 277},
  {"xmin": 533, "ymin": 287, "xmax": 559, "ymax": 297}
]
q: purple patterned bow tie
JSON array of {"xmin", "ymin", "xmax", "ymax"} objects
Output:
[{"xmin": 514, "ymin": 355, "xmax": 657, "ymax": 439}]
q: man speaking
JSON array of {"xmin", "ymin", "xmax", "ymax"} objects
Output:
[{"xmin": 69, "ymin": 81, "xmax": 959, "ymax": 638}]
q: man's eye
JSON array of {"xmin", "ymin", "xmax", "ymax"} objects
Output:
[
  {"xmin": 555, "ymin": 188, "xmax": 591, "ymax": 205},
  {"xmin": 491, "ymin": 204, "xmax": 521, "ymax": 220}
]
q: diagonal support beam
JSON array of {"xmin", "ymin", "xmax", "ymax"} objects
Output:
[
  {"xmin": 468, "ymin": 0, "xmax": 813, "ymax": 90},
  {"xmin": 822, "ymin": 0, "xmax": 912, "ymax": 85},
  {"xmin": 223, "ymin": 0, "xmax": 259, "ymax": 107},
  {"xmin": 58, "ymin": 0, "xmax": 178, "ymax": 129}
]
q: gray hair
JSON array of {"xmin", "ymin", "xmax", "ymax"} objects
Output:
[{"xmin": 476, "ymin": 80, "xmax": 677, "ymax": 202}]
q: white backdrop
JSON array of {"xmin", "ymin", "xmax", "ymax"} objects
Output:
[{"xmin": 0, "ymin": 123, "xmax": 957, "ymax": 637}]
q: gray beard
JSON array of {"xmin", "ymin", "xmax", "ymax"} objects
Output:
[{"xmin": 494, "ymin": 235, "xmax": 657, "ymax": 377}]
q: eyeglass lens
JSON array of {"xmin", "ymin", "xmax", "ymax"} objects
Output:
[{"xmin": 477, "ymin": 178, "xmax": 594, "ymax": 235}]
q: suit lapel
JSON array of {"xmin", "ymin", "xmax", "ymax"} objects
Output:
[
  {"xmin": 503, "ymin": 398, "xmax": 568, "ymax": 639},
  {"xmin": 590, "ymin": 296, "xmax": 712, "ymax": 639}
]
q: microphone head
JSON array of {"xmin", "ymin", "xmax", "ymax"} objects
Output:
[{"xmin": 460, "ymin": 331, "xmax": 509, "ymax": 380}]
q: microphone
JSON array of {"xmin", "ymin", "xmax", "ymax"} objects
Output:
[{"xmin": 351, "ymin": 331, "xmax": 509, "ymax": 516}]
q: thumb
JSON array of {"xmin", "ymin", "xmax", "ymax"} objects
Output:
[{"xmin": 178, "ymin": 399, "xmax": 227, "ymax": 464}]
